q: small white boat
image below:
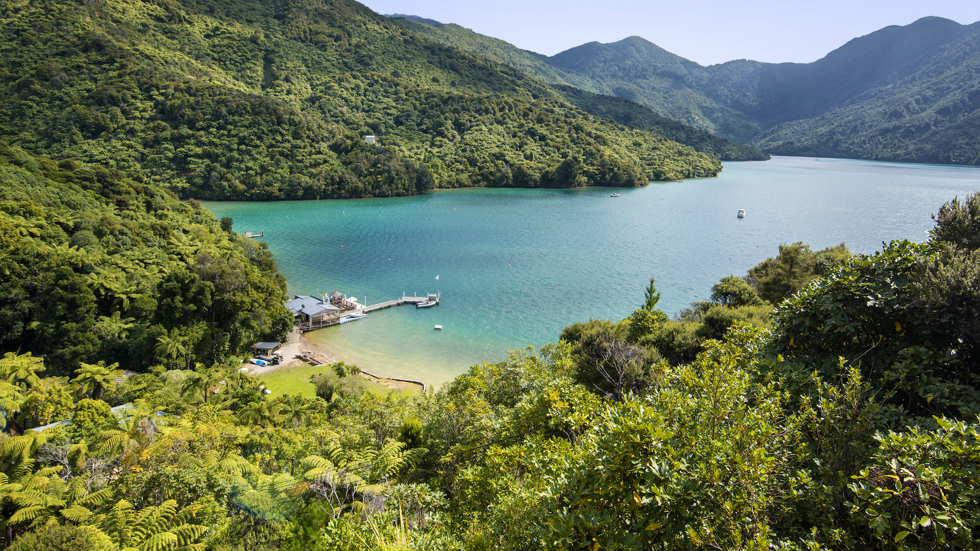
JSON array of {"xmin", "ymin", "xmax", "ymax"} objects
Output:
[
  {"xmin": 610, "ymin": 193, "xmax": 621, "ymax": 197},
  {"xmin": 339, "ymin": 312, "xmax": 367, "ymax": 323},
  {"xmin": 737, "ymin": 209, "xmax": 745, "ymax": 218},
  {"xmin": 417, "ymin": 300, "xmax": 437, "ymax": 308},
  {"xmin": 434, "ymin": 325, "xmax": 442, "ymax": 330}
]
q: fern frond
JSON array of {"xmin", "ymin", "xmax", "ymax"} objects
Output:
[
  {"xmin": 209, "ymin": 455, "xmax": 256, "ymax": 480},
  {"xmin": 68, "ymin": 442, "xmax": 88, "ymax": 472},
  {"xmin": 7, "ymin": 505, "xmax": 45, "ymax": 524},
  {"xmin": 322, "ymin": 440, "xmax": 344, "ymax": 464},
  {"xmin": 11, "ymin": 489, "xmax": 54, "ymax": 508},
  {"xmin": 60, "ymin": 504, "xmax": 94, "ymax": 522},
  {"xmin": 78, "ymin": 487, "xmax": 114, "ymax": 508},
  {"xmin": 299, "ymin": 454, "xmax": 335, "ymax": 471},
  {"xmin": 169, "ymin": 524, "xmax": 207, "ymax": 546},
  {"xmin": 132, "ymin": 500, "xmax": 178, "ymax": 541},
  {"xmin": 10, "ymin": 458, "xmax": 37, "ymax": 482},
  {"xmin": 137, "ymin": 531, "xmax": 177, "ymax": 551},
  {"xmin": 176, "ymin": 453, "xmax": 200, "ymax": 470},
  {"xmin": 271, "ymin": 474, "xmax": 298, "ymax": 495},
  {"xmin": 287, "ymin": 481, "xmax": 311, "ymax": 498},
  {"xmin": 0, "ymin": 434, "xmax": 44, "ymax": 465},
  {"xmin": 93, "ymin": 430, "xmax": 127, "ymax": 455}
]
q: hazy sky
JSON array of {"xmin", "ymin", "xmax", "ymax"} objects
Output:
[{"xmin": 358, "ymin": 0, "xmax": 980, "ymax": 66}]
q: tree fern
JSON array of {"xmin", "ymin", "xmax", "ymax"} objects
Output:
[{"xmin": 94, "ymin": 499, "xmax": 207, "ymax": 551}]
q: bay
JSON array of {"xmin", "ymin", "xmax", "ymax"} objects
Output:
[{"xmin": 204, "ymin": 156, "xmax": 980, "ymax": 386}]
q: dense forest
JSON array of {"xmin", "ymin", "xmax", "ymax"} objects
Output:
[
  {"xmin": 397, "ymin": 15, "xmax": 980, "ymax": 166},
  {"xmin": 1, "ymin": 133, "xmax": 979, "ymax": 548},
  {"xmin": 0, "ymin": 142, "xmax": 292, "ymax": 376},
  {"xmin": 0, "ymin": 0, "xmax": 722, "ymax": 201}
]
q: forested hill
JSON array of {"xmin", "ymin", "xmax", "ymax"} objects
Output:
[
  {"xmin": 0, "ymin": 0, "xmax": 722, "ymax": 201},
  {"xmin": 392, "ymin": 17, "xmax": 769, "ymax": 161},
  {"xmin": 0, "ymin": 141, "xmax": 292, "ymax": 375},
  {"xmin": 396, "ymin": 15, "xmax": 980, "ymax": 166}
]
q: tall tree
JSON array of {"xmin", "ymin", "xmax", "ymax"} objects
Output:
[{"xmin": 642, "ymin": 277, "xmax": 661, "ymax": 311}]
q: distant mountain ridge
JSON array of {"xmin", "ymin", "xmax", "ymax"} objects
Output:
[
  {"xmin": 394, "ymin": 19, "xmax": 768, "ymax": 161},
  {"xmin": 394, "ymin": 15, "xmax": 980, "ymax": 166}
]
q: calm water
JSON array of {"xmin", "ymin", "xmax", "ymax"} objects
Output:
[{"xmin": 205, "ymin": 156, "xmax": 980, "ymax": 386}]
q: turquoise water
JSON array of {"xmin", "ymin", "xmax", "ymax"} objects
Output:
[{"xmin": 204, "ymin": 156, "xmax": 980, "ymax": 386}]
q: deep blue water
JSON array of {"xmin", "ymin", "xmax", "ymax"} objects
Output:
[{"xmin": 204, "ymin": 156, "xmax": 980, "ymax": 385}]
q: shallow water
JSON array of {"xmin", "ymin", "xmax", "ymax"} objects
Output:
[{"xmin": 205, "ymin": 156, "xmax": 980, "ymax": 386}]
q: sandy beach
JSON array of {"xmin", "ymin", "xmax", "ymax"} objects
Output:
[{"xmin": 245, "ymin": 328, "xmax": 424, "ymax": 393}]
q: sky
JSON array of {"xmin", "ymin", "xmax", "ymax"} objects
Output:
[{"xmin": 358, "ymin": 0, "xmax": 980, "ymax": 66}]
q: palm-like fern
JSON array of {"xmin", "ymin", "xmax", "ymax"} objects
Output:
[
  {"xmin": 7, "ymin": 471, "xmax": 113, "ymax": 527},
  {"xmin": 93, "ymin": 499, "xmax": 207, "ymax": 551},
  {"xmin": 0, "ymin": 382, "xmax": 25, "ymax": 430},
  {"xmin": 0, "ymin": 352, "xmax": 44, "ymax": 390}
]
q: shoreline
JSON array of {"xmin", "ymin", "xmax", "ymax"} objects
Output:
[
  {"xmin": 300, "ymin": 333, "xmax": 427, "ymax": 393},
  {"xmin": 250, "ymin": 330, "xmax": 426, "ymax": 394}
]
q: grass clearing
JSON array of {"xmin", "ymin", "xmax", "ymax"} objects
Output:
[
  {"xmin": 257, "ymin": 364, "xmax": 333, "ymax": 398},
  {"xmin": 258, "ymin": 363, "xmax": 422, "ymax": 398}
]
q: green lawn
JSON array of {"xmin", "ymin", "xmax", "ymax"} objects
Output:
[
  {"xmin": 257, "ymin": 364, "xmax": 421, "ymax": 398},
  {"xmin": 257, "ymin": 364, "xmax": 333, "ymax": 398}
]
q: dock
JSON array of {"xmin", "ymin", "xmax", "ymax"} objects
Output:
[
  {"xmin": 244, "ymin": 231, "xmax": 264, "ymax": 238},
  {"xmin": 299, "ymin": 293, "xmax": 439, "ymax": 332}
]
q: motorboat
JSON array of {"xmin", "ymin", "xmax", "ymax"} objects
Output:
[
  {"xmin": 339, "ymin": 312, "xmax": 367, "ymax": 323},
  {"xmin": 737, "ymin": 209, "xmax": 746, "ymax": 218},
  {"xmin": 434, "ymin": 325, "xmax": 443, "ymax": 330},
  {"xmin": 417, "ymin": 293, "xmax": 439, "ymax": 308},
  {"xmin": 610, "ymin": 193, "xmax": 621, "ymax": 197}
]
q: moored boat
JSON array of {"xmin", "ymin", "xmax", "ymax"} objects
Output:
[
  {"xmin": 737, "ymin": 209, "xmax": 746, "ymax": 218},
  {"xmin": 339, "ymin": 312, "xmax": 367, "ymax": 323}
]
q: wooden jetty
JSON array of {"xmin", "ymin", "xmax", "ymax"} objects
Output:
[{"xmin": 299, "ymin": 293, "xmax": 439, "ymax": 332}]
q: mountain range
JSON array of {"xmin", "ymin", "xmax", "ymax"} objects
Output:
[{"xmin": 395, "ymin": 15, "xmax": 980, "ymax": 166}]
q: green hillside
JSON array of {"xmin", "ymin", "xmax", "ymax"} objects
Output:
[
  {"xmin": 393, "ymin": 18, "xmax": 768, "ymax": 161},
  {"xmin": 0, "ymin": 142, "xmax": 291, "ymax": 375},
  {"xmin": 0, "ymin": 0, "xmax": 721, "ymax": 201},
  {"xmin": 554, "ymin": 85, "xmax": 769, "ymax": 161},
  {"xmin": 393, "ymin": 18, "xmax": 574, "ymax": 88}
]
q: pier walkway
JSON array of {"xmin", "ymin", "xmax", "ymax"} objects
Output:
[{"xmin": 299, "ymin": 293, "xmax": 439, "ymax": 332}]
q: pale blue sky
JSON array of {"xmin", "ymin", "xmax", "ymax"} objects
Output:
[{"xmin": 359, "ymin": 0, "xmax": 980, "ymax": 66}]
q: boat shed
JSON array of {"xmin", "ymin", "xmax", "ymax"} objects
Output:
[
  {"xmin": 285, "ymin": 295, "xmax": 341, "ymax": 324},
  {"xmin": 251, "ymin": 342, "xmax": 282, "ymax": 356}
]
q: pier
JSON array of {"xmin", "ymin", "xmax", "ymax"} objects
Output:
[{"xmin": 298, "ymin": 293, "xmax": 439, "ymax": 332}]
